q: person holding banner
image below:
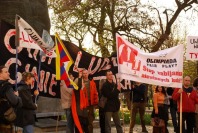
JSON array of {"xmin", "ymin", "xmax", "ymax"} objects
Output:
[
  {"xmin": 101, "ymin": 70, "xmax": 123, "ymax": 133},
  {"xmin": 151, "ymin": 86, "xmax": 168, "ymax": 133},
  {"xmin": 60, "ymin": 73, "xmax": 74, "ymax": 133},
  {"xmin": 172, "ymin": 76, "xmax": 198, "ymax": 133},
  {"xmin": 192, "ymin": 77, "xmax": 198, "ymax": 133},
  {"xmin": 15, "ymin": 72, "xmax": 38, "ymax": 133}
]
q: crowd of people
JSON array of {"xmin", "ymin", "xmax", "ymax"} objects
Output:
[
  {"xmin": 0, "ymin": 65, "xmax": 198, "ymax": 133},
  {"xmin": 59, "ymin": 71, "xmax": 198, "ymax": 133},
  {"xmin": 0, "ymin": 65, "xmax": 38, "ymax": 133}
]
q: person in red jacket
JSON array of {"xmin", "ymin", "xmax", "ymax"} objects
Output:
[
  {"xmin": 73, "ymin": 69, "xmax": 98, "ymax": 133},
  {"xmin": 172, "ymin": 76, "xmax": 198, "ymax": 133}
]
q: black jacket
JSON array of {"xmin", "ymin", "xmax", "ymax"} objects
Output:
[
  {"xmin": 15, "ymin": 81, "xmax": 37, "ymax": 127},
  {"xmin": 0, "ymin": 80, "xmax": 22, "ymax": 124},
  {"xmin": 131, "ymin": 83, "xmax": 147, "ymax": 103},
  {"xmin": 101, "ymin": 80, "xmax": 120, "ymax": 112}
]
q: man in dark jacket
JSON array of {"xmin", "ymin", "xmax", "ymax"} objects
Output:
[
  {"xmin": 0, "ymin": 65, "xmax": 22, "ymax": 132},
  {"xmin": 101, "ymin": 70, "xmax": 123, "ymax": 133},
  {"xmin": 129, "ymin": 82, "xmax": 148, "ymax": 133}
]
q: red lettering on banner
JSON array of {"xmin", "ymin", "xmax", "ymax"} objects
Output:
[
  {"xmin": 74, "ymin": 51, "xmax": 112, "ymax": 75},
  {"xmin": 143, "ymin": 65, "xmax": 155, "ymax": 74},
  {"xmin": 172, "ymin": 78, "xmax": 182, "ymax": 83},
  {"xmin": 157, "ymin": 71, "xmax": 182, "ymax": 77},
  {"xmin": 98, "ymin": 58, "xmax": 111, "ymax": 72},
  {"xmin": 141, "ymin": 74, "xmax": 169, "ymax": 82},
  {"xmin": 4, "ymin": 57, "xmax": 56, "ymax": 96},
  {"xmin": 73, "ymin": 51, "xmax": 83, "ymax": 72},
  {"xmin": 20, "ymin": 31, "xmax": 37, "ymax": 45},
  {"xmin": 49, "ymin": 74, "xmax": 56, "ymax": 96},
  {"xmin": 4, "ymin": 29, "xmax": 23, "ymax": 54},
  {"xmin": 88, "ymin": 57, "xmax": 101, "ymax": 74},
  {"xmin": 189, "ymin": 53, "xmax": 198, "ymax": 58},
  {"xmin": 111, "ymin": 57, "xmax": 118, "ymax": 67}
]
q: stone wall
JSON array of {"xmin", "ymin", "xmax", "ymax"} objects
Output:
[{"xmin": 0, "ymin": 0, "xmax": 50, "ymax": 36}]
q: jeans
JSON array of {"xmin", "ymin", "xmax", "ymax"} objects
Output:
[
  {"xmin": 23, "ymin": 125, "xmax": 34, "ymax": 133},
  {"xmin": 66, "ymin": 108, "xmax": 74, "ymax": 133},
  {"xmin": 105, "ymin": 111, "xmax": 123, "ymax": 133}
]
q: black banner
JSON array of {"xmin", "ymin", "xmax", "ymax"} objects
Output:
[{"xmin": 0, "ymin": 20, "xmax": 132, "ymax": 98}]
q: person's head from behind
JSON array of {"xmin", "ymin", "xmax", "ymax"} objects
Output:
[
  {"xmin": 183, "ymin": 76, "xmax": 191, "ymax": 88},
  {"xmin": 106, "ymin": 70, "xmax": 113, "ymax": 81},
  {"xmin": 155, "ymin": 86, "xmax": 166, "ymax": 95},
  {"xmin": 135, "ymin": 81, "xmax": 142, "ymax": 86},
  {"xmin": 193, "ymin": 77, "xmax": 198, "ymax": 90},
  {"xmin": 0, "ymin": 65, "xmax": 10, "ymax": 80},
  {"xmin": 22, "ymin": 72, "xmax": 34, "ymax": 85}
]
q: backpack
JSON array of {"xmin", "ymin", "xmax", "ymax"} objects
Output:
[{"xmin": 0, "ymin": 81, "xmax": 16, "ymax": 122}]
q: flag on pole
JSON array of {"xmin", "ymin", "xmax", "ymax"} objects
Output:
[
  {"xmin": 55, "ymin": 33, "xmax": 78, "ymax": 90},
  {"xmin": 15, "ymin": 15, "xmax": 20, "ymax": 47},
  {"xmin": 16, "ymin": 14, "xmax": 56, "ymax": 57},
  {"xmin": 55, "ymin": 33, "xmax": 82, "ymax": 132}
]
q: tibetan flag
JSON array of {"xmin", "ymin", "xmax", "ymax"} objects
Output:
[{"xmin": 55, "ymin": 33, "xmax": 78, "ymax": 90}]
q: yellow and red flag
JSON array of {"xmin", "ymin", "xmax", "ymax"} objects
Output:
[{"xmin": 55, "ymin": 33, "xmax": 78, "ymax": 90}]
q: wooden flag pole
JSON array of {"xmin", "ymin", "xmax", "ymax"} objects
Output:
[
  {"xmin": 180, "ymin": 92, "xmax": 182, "ymax": 133},
  {"xmin": 15, "ymin": 15, "xmax": 20, "ymax": 91}
]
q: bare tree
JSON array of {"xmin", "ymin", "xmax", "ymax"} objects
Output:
[{"xmin": 48, "ymin": 0, "xmax": 198, "ymax": 56}]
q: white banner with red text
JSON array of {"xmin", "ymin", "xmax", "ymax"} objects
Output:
[
  {"xmin": 116, "ymin": 34, "xmax": 184, "ymax": 88},
  {"xmin": 186, "ymin": 36, "xmax": 198, "ymax": 60}
]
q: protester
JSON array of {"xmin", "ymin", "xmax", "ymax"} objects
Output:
[
  {"xmin": 60, "ymin": 73, "xmax": 74, "ymax": 133},
  {"xmin": 98, "ymin": 78, "xmax": 106, "ymax": 133},
  {"xmin": 0, "ymin": 65, "xmax": 22, "ymax": 132},
  {"xmin": 74, "ymin": 69, "xmax": 98, "ymax": 133},
  {"xmin": 151, "ymin": 86, "xmax": 168, "ymax": 133},
  {"xmin": 166, "ymin": 87, "xmax": 177, "ymax": 133},
  {"xmin": 172, "ymin": 76, "xmax": 198, "ymax": 133},
  {"xmin": 14, "ymin": 72, "xmax": 38, "ymax": 133},
  {"xmin": 192, "ymin": 77, "xmax": 198, "ymax": 133},
  {"xmin": 101, "ymin": 70, "xmax": 123, "ymax": 133},
  {"xmin": 164, "ymin": 88, "xmax": 170, "ymax": 133},
  {"xmin": 129, "ymin": 82, "xmax": 148, "ymax": 133}
]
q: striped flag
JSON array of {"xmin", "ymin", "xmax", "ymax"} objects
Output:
[{"xmin": 55, "ymin": 33, "xmax": 78, "ymax": 90}]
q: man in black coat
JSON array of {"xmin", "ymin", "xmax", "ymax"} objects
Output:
[
  {"xmin": 101, "ymin": 70, "xmax": 123, "ymax": 133},
  {"xmin": 0, "ymin": 65, "xmax": 22, "ymax": 132}
]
